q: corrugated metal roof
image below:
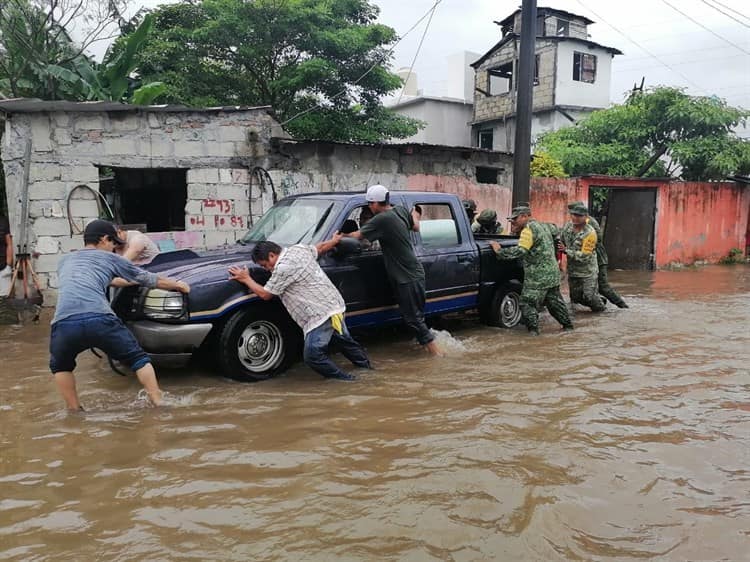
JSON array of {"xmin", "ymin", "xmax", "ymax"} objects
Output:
[
  {"xmin": 273, "ymin": 137, "xmax": 513, "ymax": 156},
  {"xmin": 0, "ymin": 98, "xmax": 272, "ymax": 114}
]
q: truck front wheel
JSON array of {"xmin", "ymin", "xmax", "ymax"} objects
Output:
[
  {"xmin": 217, "ymin": 306, "xmax": 301, "ymax": 382},
  {"xmin": 484, "ymin": 282, "xmax": 523, "ymax": 328}
]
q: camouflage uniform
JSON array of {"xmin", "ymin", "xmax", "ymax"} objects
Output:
[
  {"xmin": 471, "ymin": 209, "xmax": 503, "ymax": 235},
  {"xmin": 494, "ymin": 217, "xmax": 572, "ymax": 333},
  {"xmin": 586, "ymin": 216, "xmax": 628, "ymax": 308},
  {"xmin": 561, "ymin": 221, "xmax": 605, "ymax": 312}
]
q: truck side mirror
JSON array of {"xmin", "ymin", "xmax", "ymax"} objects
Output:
[{"xmin": 334, "ymin": 237, "xmax": 362, "ymax": 258}]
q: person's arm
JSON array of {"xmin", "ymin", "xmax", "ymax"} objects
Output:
[
  {"xmin": 489, "ymin": 226, "xmax": 532, "ymax": 260},
  {"xmin": 342, "ymin": 230, "xmax": 363, "ymax": 240},
  {"xmin": 315, "ymin": 231, "xmax": 343, "ymax": 255},
  {"xmin": 411, "ymin": 207, "xmax": 421, "ymax": 232},
  {"xmin": 566, "ymin": 230, "xmax": 597, "ymax": 261},
  {"xmin": 112, "ymin": 254, "xmax": 189, "ymax": 293},
  {"xmin": 228, "ymin": 266, "xmax": 274, "ymax": 300},
  {"xmin": 123, "ymin": 236, "xmax": 147, "ymax": 262},
  {"xmin": 5, "ymin": 233, "xmax": 12, "ymax": 268},
  {"xmin": 110, "ymin": 277, "xmax": 137, "ymax": 288}
]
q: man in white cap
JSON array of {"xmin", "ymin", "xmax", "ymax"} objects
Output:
[{"xmin": 344, "ymin": 185, "xmax": 441, "ymax": 355}]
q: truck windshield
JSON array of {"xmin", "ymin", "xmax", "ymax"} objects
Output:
[{"xmin": 241, "ymin": 199, "xmax": 339, "ymax": 245}]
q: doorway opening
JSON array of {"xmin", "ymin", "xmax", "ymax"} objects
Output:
[
  {"xmin": 98, "ymin": 167, "xmax": 187, "ymax": 232},
  {"xmin": 590, "ymin": 186, "xmax": 657, "ymax": 270}
]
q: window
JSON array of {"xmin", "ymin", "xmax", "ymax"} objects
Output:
[
  {"xmin": 99, "ymin": 167, "xmax": 187, "ymax": 232},
  {"xmin": 478, "ymin": 130, "xmax": 494, "ymax": 150},
  {"xmin": 476, "ymin": 167, "xmax": 500, "ymax": 184},
  {"xmin": 416, "ymin": 204, "xmax": 460, "ymax": 248},
  {"xmin": 573, "ymin": 51, "xmax": 597, "ymax": 83},
  {"xmin": 488, "ymin": 56, "xmax": 539, "ymax": 94},
  {"xmin": 556, "ymin": 19, "xmax": 570, "ymax": 36},
  {"xmin": 488, "ymin": 62, "xmax": 513, "ymax": 95}
]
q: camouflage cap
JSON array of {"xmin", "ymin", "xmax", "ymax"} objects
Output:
[
  {"xmin": 567, "ymin": 201, "xmax": 588, "ymax": 215},
  {"xmin": 508, "ymin": 205, "xmax": 531, "ymax": 219},
  {"xmin": 477, "ymin": 209, "xmax": 497, "ymax": 224},
  {"xmin": 462, "ymin": 199, "xmax": 477, "ymax": 212}
]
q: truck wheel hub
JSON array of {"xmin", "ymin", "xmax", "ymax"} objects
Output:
[{"xmin": 237, "ymin": 320, "xmax": 284, "ymax": 371}]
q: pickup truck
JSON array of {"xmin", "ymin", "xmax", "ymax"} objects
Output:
[{"xmin": 112, "ymin": 191, "xmax": 524, "ymax": 381}]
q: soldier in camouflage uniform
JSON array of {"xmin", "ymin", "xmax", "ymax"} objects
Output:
[
  {"xmin": 567, "ymin": 202, "xmax": 629, "ymax": 308},
  {"xmin": 472, "ymin": 209, "xmax": 503, "ymax": 235},
  {"xmin": 490, "ymin": 205, "xmax": 573, "ymax": 335},
  {"xmin": 559, "ymin": 202, "xmax": 606, "ymax": 312}
]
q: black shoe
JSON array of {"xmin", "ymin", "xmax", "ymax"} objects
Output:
[
  {"xmin": 528, "ymin": 328, "xmax": 540, "ymax": 336},
  {"xmin": 562, "ymin": 325, "xmax": 574, "ymax": 331},
  {"xmin": 617, "ymin": 302, "xmax": 629, "ymax": 309}
]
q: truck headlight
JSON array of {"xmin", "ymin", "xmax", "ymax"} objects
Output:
[{"xmin": 143, "ymin": 289, "xmax": 187, "ymax": 320}]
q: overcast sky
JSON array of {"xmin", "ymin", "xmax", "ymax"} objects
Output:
[
  {"xmin": 379, "ymin": 0, "xmax": 748, "ymax": 106},
  {"xmin": 124, "ymin": 0, "xmax": 749, "ymax": 129}
]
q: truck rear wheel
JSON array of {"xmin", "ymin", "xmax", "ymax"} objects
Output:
[
  {"xmin": 217, "ymin": 305, "xmax": 301, "ymax": 382},
  {"xmin": 484, "ymin": 281, "xmax": 523, "ymax": 328}
]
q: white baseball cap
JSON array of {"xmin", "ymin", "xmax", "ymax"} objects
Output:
[{"xmin": 365, "ymin": 184, "xmax": 389, "ymax": 203}]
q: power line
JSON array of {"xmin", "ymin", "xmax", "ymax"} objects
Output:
[
  {"xmin": 572, "ymin": 0, "xmax": 708, "ymax": 94},
  {"xmin": 278, "ymin": 0, "xmax": 444, "ymax": 128},
  {"xmin": 699, "ymin": 0, "xmax": 750, "ymax": 28},
  {"xmin": 364, "ymin": 0, "xmax": 440, "ymax": 187},
  {"xmin": 702, "ymin": 0, "xmax": 750, "ymax": 24},
  {"xmin": 659, "ymin": 0, "xmax": 750, "ymax": 55}
]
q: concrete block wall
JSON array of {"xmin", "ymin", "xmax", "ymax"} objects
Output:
[
  {"xmin": 1, "ymin": 107, "xmax": 282, "ymax": 305},
  {"xmin": 268, "ymin": 140, "xmax": 514, "ymax": 205},
  {"xmin": 473, "ymin": 40, "xmax": 557, "ymax": 125}
]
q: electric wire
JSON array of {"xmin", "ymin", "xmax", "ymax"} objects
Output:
[
  {"xmin": 278, "ymin": 0, "xmax": 444, "ymax": 128},
  {"xmin": 659, "ymin": 0, "xmax": 750, "ymax": 54},
  {"xmin": 572, "ymin": 0, "xmax": 708, "ymax": 94},
  {"xmin": 699, "ymin": 0, "xmax": 750, "ymax": 26}
]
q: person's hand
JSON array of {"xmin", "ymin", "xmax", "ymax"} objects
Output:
[
  {"xmin": 228, "ymin": 265, "xmax": 251, "ymax": 283},
  {"xmin": 489, "ymin": 241, "xmax": 501, "ymax": 253},
  {"xmin": 556, "ymin": 241, "xmax": 566, "ymax": 252},
  {"xmin": 175, "ymin": 281, "xmax": 190, "ymax": 294},
  {"xmin": 331, "ymin": 231, "xmax": 343, "ymax": 244}
]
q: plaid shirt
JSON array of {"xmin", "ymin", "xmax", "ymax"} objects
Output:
[{"xmin": 264, "ymin": 244, "xmax": 346, "ymax": 335}]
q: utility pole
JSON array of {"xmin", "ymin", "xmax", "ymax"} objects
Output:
[{"xmin": 512, "ymin": 0, "xmax": 537, "ymax": 206}]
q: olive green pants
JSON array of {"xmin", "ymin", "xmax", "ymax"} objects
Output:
[
  {"xmin": 568, "ymin": 275, "xmax": 606, "ymax": 312},
  {"xmin": 598, "ymin": 266, "xmax": 627, "ymax": 308},
  {"xmin": 520, "ymin": 285, "xmax": 572, "ymax": 332}
]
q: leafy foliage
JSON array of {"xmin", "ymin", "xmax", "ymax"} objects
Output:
[
  {"xmin": 130, "ymin": 0, "xmax": 422, "ymax": 141},
  {"xmin": 530, "ymin": 151, "xmax": 567, "ymax": 178},
  {"xmin": 0, "ymin": 1, "xmax": 165, "ymax": 104},
  {"xmin": 537, "ymin": 87, "xmax": 750, "ymax": 181}
]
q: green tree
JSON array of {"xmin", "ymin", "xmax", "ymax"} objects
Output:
[
  {"xmin": 530, "ymin": 151, "xmax": 567, "ymax": 178},
  {"xmin": 131, "ymin": 0, "xmax": 422, "ymax": 141},
  {"xmin": 0, "ymin": 0, "xmax": 164, "ymax": 104},
  {"xmin": 537, "ymin": 87, "xmax": 750, "ymax": 181}
]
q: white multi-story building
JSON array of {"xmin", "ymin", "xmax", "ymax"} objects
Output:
[{"xmin": 471, "ymin": 7, "xmax": 622, "ymax": 151}]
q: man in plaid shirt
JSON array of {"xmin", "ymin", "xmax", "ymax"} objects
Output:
[{"xmin": 228, "ymin": 236, "xmax": 371, "ymax": 381}]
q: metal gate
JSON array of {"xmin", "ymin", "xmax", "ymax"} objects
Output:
[{"xmin": 600, "ymin": 188, "xmax": 657, "ymax": 270}]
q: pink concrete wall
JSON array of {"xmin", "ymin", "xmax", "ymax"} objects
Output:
[
  {"xmin": 405, "ymin": 175, "xmax": 513, "ymax": 221},
  {"xmin": 529, "ymin": 178, "xmax": 588, "ymax": 226},
  {"xmin": 654, "ymin": 181, "xmax": 750, "ymax": 266}
]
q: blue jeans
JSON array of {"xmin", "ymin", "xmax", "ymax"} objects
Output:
[
  {"xmin": 50, "ymin": 313, "xmax": 151, "ymax": 373},
  {"xmin": 303, "ymin": 317, "xmax": 371, "ymax": 379}
]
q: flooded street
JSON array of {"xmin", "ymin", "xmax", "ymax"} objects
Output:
[{"xmin": 1, "ymin": 266, "xmax": 749, "ymax": 561}]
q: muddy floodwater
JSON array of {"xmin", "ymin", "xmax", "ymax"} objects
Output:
[{"xmin": 1, "ymin": 266, "xmax": 749, "ymax": 561}]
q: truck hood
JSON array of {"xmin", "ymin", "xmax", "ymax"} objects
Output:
[{"xmin": 144, "ymin": 244, "xmax": 266, "ymax": 286}]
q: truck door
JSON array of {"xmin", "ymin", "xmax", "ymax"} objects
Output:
[
  {"xmin": 404, "ymin": 195, "xmax": 480, "ymax": 315},
  {"xmin": 319, "ymin": 198, "xmax": 401, "ymax": 328}
]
